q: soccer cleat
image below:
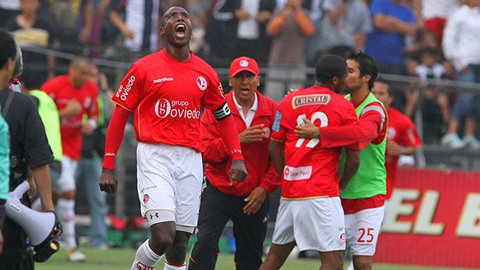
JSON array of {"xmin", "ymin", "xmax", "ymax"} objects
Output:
[
  {"xmin": 463, "ymin": 135, "xmax": 480, "ymax": 149},
  {"xmin": 441, "ymin": 134, "xmax": 465, "ymax": 149},
  {"xmin": 66, "ymin": 249, "xmax": 86, "ymax": 262}
]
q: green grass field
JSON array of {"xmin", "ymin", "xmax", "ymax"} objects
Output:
[{"xmin": 35, "ymin": 248, "xmax": 471, "ymax": 270}]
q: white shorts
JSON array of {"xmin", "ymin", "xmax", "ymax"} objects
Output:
[
  {"xmin": 272, "ymin": 197, "xmax": 346, "ymax": 252},
  {"xmin": 137, "ymin": 143, "xmax": 203, "ymax": 232},
  {"xmin": 52, "ymin": 156, "xmax": 77, "ymax": 193},
  {"xmin": 345, "ymin": 206, "xmax": 385, "ymax": 256}
]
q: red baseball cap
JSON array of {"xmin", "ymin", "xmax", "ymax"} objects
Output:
[{"xmin": 229, "ymin": 56, "xmax": 260, "ymax": 77}]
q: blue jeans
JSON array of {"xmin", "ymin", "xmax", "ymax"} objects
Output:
[
  {"xmin": 452, "ymin": 65, "xmax": 480, "ymax": 121},
  {"xmin": 75, "ymin": 155, "xmax": 108, "ymax": 247}
]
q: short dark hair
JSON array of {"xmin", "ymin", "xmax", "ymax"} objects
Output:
[
  {"xmin": 315, "ymin": 54, "xmax": 347, "ymax": 84},
  {"xmin": 347, "ymin": 50, "xmax": 378, "ymax": 90},
  {"xmin": 375, "ymin": 77, "xmax": 391, "ymax": 96},
  {"xmin": 0, "ymin": 29, "xmax": 17, "ymax": 69}
]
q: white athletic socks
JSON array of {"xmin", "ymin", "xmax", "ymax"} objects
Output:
[
  {"xmin": 164, "ymin": 262, "xmax": 186, "ymax": 270},
  {"xmin": 56, "ymin": 199, "xmax": 76, "ymax": 250},
  {"xmin": 131, "ymin": 239, "xmax": 162, "ymax": 270}
]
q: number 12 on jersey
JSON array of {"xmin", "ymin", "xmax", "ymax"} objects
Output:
[{"xmin": 295, "ymin": 112, "xmax": 328, "ymax": 148}]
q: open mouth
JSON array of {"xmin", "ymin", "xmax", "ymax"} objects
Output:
[{"xmin": 175, "ymin": 24, "xmax": 186, "ymax": 38}]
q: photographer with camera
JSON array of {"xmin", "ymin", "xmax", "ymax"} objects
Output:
[{"xmin": 0, "ymin": 29, "xmax": 57, "ymax": 270}]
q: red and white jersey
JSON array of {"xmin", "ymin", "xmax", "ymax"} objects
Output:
[
  {"xmin": 385, "ymin": 107, "xmax": 421, "ymax": 198},
  {"xmin": 112, "ymin": 49, "xmax": 226, "ymax": 152},
  {"xmin": 271, "ymin": 87, "xmax": 358, "ymax": 199},
  {"xmin": 42, "ymin": 75, "xmax": 99, "ymax": 160}
]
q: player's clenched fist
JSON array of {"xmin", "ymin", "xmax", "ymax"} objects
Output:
[
  {"xmin": 229, "ymin": 159, "xmax": 248, "ymax": 185},
  {"xmin": 99, "ymin": 169, "xmax": 118, "ymax": 193}
]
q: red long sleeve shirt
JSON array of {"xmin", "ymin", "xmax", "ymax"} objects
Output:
[{"xmin": 201, "ymin": 91, "xmax": 281, "ymax": 196}]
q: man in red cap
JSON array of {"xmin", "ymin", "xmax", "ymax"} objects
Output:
[{"xmin": 189, "ymin": 56, "xmax": 281, "ymax": 270}]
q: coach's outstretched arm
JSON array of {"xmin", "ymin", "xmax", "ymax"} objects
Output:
[
  {"xmin": 213, "ymin": 102, "xmax": 248, "ymax": 183},
  {"xmin": 99, "ymin": 105, "xmax": 131, "ymax": 193}
]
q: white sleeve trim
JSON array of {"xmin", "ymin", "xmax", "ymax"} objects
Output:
[{"xmin": 361, "ymin": 105, "xmax": 386, "ymax": 130}]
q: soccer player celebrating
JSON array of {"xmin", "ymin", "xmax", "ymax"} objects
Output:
[
  {"xmin": 260, "ymin": 55, "xmax": 360, "ymax": 270},
  {"xmin": 99, "ymin": 6, "xmax": 247, "ymax": 270},
  {"xmin": 296, "ymin": 51, "xmax": 387, "ymax": 270},
  {"xmin": 372, "ymin": 79, "xmax": 421, "ymax": 202}
]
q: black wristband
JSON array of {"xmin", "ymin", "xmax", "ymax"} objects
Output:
[{"xmin": 0, "ymin": 199, "xmax": 6, "ymax": 231}]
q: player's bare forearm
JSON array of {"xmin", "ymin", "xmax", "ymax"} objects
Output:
[
  {"xmin": 340, "ymin": 149, "xmax": 360, "ymax": 192},
  {"xmin": 269, "ymin": 140, "xmax": 285, "ymax": 177},
  {"xmin": 31, "ymin": 164, "xmax": 54, "ymax": 211}
]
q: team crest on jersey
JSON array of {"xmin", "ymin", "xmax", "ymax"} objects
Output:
[
  {"xmin": 196, "ymin": 76, "xmax": 207, "ymax": 91},
  {"xmin": 292, "ymin": 94, "xmax": 330, "ymax": 109}
]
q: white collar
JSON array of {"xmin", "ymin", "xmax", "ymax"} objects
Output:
[{"xmin": 233, "ymin": 92, "xmax": 258, "ymax": 113}]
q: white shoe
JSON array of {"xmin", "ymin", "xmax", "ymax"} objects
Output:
[
  {"xmin": 67, "ymin": 249, "xmax": 86, "ymax": 262},
  {"xmin": 463, "ymin": 135, "xmax": 480, "ymax": 149},
  {"xmin": 441, "ymin": 134, "xmax": 465, "ymax": 149}
]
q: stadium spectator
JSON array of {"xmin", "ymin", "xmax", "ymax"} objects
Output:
[
  {"xmin": 413, "ymin": 0, "xmax": 459, "ymax": 44},
  {"xmin": 365, "ymin": 0, "xmax": 417, "ymax": 74},
  {"xmin": 264, "ymin": 0, "xmax": 315, "ymax": 102},
  {"xmin": 189, "ymin": 56, "xmax": 280, "ymax": 270},
  {"xmin": 441, "ymin": 0, "xmax": 480, "ymax": 149},
  {"xmin": 260, "ymin": 54, "xmax": 360, "ymax": 270},
  {"xmin": 0, "ymin": 0, "xmax": 21, "ymax": 26},
  {"xmin": 296, "ymin": 51, "xmax": 387, "ymax": 270},
  {"xmin": 204, "ymin": 0, "xmax": 238, "ymax": 66},
  {"xmin": 0, "ymin": 29, "xmax": 55, "ymax": 270},
  {"xmin": 74, "ymin": 63, "xmax": 109, "ymax": 249},
  {"xmin": 5, "ymin": 0, "xmax": 54, "ymax": 86},
  {"xmin": 109, "ymin": 0, "xmax": 161, "ymax": 61},
  {"xmin": 371, "ymin": 79, "xmax": 421, "ymax": 202},
  {"xmin": 89, "ymin": 0, "xmax": 111, "ymax": 58},
  {"xmin": 306, "ymin": 0, "xmax": 373, "ymax": 65},
  {"xmin": 44, "ymin": 0, "xmax": 94, "ymax": 70},
  {"xmin": 233, "ymin": 0, "xmax": 275, "ymax": 65},
  {"xmin": 99, "ymin": 6, "xmax": 247, "ymax": 270},
  {"xmin": 405, "ymin": 47, "xmax": 450, "ymax": 144},
  {"xmin": 41, "ymin": 56, "xmax": 99, "ymax": 262}
]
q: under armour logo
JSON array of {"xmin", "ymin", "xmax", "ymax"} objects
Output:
[{"xmin": 149, "ymin": 213, "xmax": 160, "ymax": 220}]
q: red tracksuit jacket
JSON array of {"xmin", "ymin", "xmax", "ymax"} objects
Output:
[{"xmin": 201, "ymin": 91, "xmax": 281, "ymax": 196}]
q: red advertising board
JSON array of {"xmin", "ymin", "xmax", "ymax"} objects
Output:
[{"xmin": 375, "ymin": 168, "xmax": 480, "ymax": 268}]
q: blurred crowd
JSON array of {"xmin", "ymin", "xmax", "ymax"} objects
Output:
[{"xmin": 1, "ymin": 0, "xmax": 480, "ymax": 148}]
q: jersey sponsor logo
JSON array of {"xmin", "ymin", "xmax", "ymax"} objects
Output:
[
  {"xmin": 116, "ymin": 75, "xmax": 136, "ymax": 101},
  {"xmin": 284, "ymin": 165, "xmax": 312, "ymax": 181},
  {"xmin": 292, "ymin": 94, "xmax": 330, "ymax": 109},
  {"xmin": 154, "ymin": 98, "xmax": 201, "ymax": 119},
  {"xmin": 153, "ymin": 77, "xmax": 174, "ymax": 84},
  {"xmin": 196, "ymin": 76, "xmax": 207, "ymax": 91},
  {"xmin": 272, "ymin": 111, "xmax": 282, "ymax": 132}
]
